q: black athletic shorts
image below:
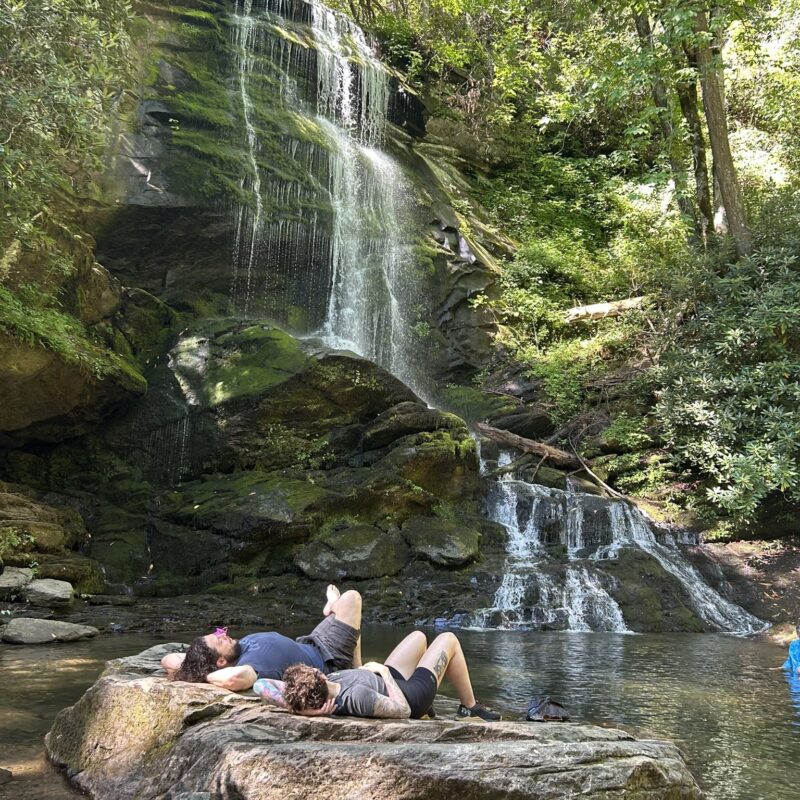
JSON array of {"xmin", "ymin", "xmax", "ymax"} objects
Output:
[
  {"xmin": 296, "ymin": 614, "xmax": 360, "ymax": 672},
  {"xmin": 388, "ymin": 665, "xmax": 438, "ymax": 719}
]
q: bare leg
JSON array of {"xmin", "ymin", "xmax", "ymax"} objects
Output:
[
  {"xmin": 384, "ymin": 631, "xmax": 427, "ymax": 679},
  {"xmin": 417, "ymin": 632, "xmax": 477, "ymax": 709},
  {"xmin": 328, "ymin": 589, "xmax": 362, "ymax": 667}
]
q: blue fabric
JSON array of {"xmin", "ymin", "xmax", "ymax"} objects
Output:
[
  {"xmin": 783, "ymin": 639, "xmax": 800, "ymax": 673},
  {"xmin": 237, "ymin": 632, "xmax": 325, "ymax": 680}
]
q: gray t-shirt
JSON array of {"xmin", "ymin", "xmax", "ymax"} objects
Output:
[{"xmin": 328, "ymin": 669, "xmax": 388, "ymax": 717}]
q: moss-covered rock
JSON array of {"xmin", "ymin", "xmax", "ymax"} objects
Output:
[
  {"xmin": 0, "ymin": 521, "xmax": 66, "ymax": 554},
  {"xmin": 0, "ymin": 483, "xmax": 103, "ymax": 592},
  {"xmin": 402, "ymin": 515, "xmax": 481, "ymax": 566},
  {"xmin": 295, "ymin": 525, "xmax": 409, "ymax": 580},
  {"xmin": 35, "ymin": 554, "xmax": 107, "ymax": 595},
  {"xmin": 0, "ymin": 331, "xmax": 146, "ymax": 445},
  {"xmin": 161, "ymin": 470, "xmax": 334, "ymax": 546},
  {"xmin": 361, "ymin": 402, "xmax": 465, "ymax": 450},
  {"xmin": 377, "ymin": 428, "xmax": 479, "ymax": 501},
  {"xmin": 605, "ymin": 549, "xmax": 706, "ymax": 633},
  {"xmin": 170, "ymin": 322, "xmax": 311, "ymax": 408},
  {"xmin": 86, "ymin": 504, "xmax": 149, "ymax": 585}
]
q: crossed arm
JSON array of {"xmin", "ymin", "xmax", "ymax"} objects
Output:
[
  {"xmin": 159, "ymin": 652, "xmax": 257, "ymax": 692},
  {"xmin": 205, "ymin": 664, "xmax": 258, "ymax": 691}
]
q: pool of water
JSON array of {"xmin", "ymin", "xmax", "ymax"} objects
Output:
[{"xmin": 1, "ymin": 628, "xmax": 797, "ymax": 799}]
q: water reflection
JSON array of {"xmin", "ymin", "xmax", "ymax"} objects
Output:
[
  {"xmin": 1, "ymin": 630, "xmax": 798, "ymax": 800},
  {"xmin": 786, "ymin": 671, "xmax": 800, "ymax": 731},
  {"xmin": 363, "ymin": 628, "xmax": 800, "ymax": 800}
]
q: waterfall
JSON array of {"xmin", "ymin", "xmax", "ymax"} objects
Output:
[
  {"xmin": 607, "ymin": 503, "xmax": 765, "ymax": 634},
  {"xmin": 231, "ymin": 0, "xmax": 265, "ymax": 318},
  {"xmin": 466, "ymin": 475, "xmax": 630, "ymax": 632},
  {"xmin": 229, "ymin": 0, "xmax": 424, "ymax": 396},
  {"xmin": 461, "ymin": 455, "xmax": 765, "ymax": 634}
]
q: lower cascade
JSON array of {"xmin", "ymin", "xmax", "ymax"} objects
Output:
[{"xmin": 459, "ymin": 455, "xmax": 766, "ymax": 634}]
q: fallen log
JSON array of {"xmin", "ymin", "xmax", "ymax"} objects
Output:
[
  {"xmin": 475, "ymin": 423, "xmax": 580, "ymax": 468},
  {"xmin": 565, "ymin": 296, "xmax": 646, "ymax": 324}
]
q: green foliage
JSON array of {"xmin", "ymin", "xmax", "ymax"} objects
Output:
[
  {"xmin": 0, "ymin": 0, "xmax": 135, "ymax": 286},
  {"xmin": 655, "ymin": 232, "xmax": 800, "ymax": 520},
  {"xmin": 524, "ymin": 324, "xmax": 636, "ymax": 423},
  {"xmin": 0, "ymin": 525, "xmax": 34, "ymax": 560},
  {"xmin": 0, "ymin": 284, "xmax": 145, "ymax": 384},
  {"xmin": 601, "ymin": 413, "xmax": 654, "ymax": 452}
]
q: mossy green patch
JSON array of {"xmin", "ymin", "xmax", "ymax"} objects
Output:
[
  {"xmin": 163, "ymin": 470, "xmax": 331, "ymax": 523},
  {"xmin": 438, "ymin": 384, "xmax": 516, "ymax": 422},
  {"xmin": 205, "ymin": 324, "xmax": 310, "ymax": 405},
  {"xmin": 0, "ymin": 285, "xmax": 146, "ymax": 389}
]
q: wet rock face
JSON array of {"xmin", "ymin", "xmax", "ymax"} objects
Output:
[
  {"xmin": 45, "ymin": 645, "xmax": 703, "ymax": 800},
  {"xmin": 0, "ymin": 483, "xmax": 105, "ymax": 595},
  {"xmin": 0, "ymin": 320, "xmax": 484, "ymax": 599},
  {"xmin": 0, "ymin": 332, "xmax": 145, "ymax": 446},
  {"xmin": 88, "ymin": 0, "xmax": 507, "ymax": 387}
]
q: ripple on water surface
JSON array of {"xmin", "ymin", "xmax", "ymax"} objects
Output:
[{"xmin": 1, "ymin": 629, "xmax": 798, "ymax": 800}]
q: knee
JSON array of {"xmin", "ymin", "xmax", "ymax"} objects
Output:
[
  {"xmin": 434, "ymin": 631, "xmax": 458, "ymax": 649},
  {"xmin": 340, "ymin": 590, "xmax": 362, "ymax": 608},
  {"xmin": 409, "ymin": 630, "xmax": 427, "ymax": 648}
]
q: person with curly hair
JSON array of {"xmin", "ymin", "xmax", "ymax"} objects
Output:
[
  {"xmin": 282, "ymin": 630, "xmax": 500, "ymax": 721},
  {"xmin": 164, "ymin": 584, "xmax": 361, "ymax": 691}
]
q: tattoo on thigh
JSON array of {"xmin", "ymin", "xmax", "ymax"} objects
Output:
[{"xmin": 433, "ymin": 651, "xmax": 449, "ymax": 680}]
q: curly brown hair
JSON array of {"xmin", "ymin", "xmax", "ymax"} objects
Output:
[
  {"xmin": 282, "ymin": 664, "xmax": 328, "ymax": 711},
  {"xmin": 172, "ymin": 637, "xmax": 219, "ymax": 683}
]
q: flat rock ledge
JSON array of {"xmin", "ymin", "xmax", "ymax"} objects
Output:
[
  {"xmin": 45, "ymin": 644, "xmax": 703, "ymax": 800},
  {"xmin": 1, "ymin": 617, "xmax": 99, "ymax": 644}
]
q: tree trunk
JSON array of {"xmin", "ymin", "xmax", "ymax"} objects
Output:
[
  {"xmin": 693, "ymin": 10, "xmax": 752, "ymax": 257},
  {"xmin": 676, "ymin": 46, "xmax": 714, "ymax": 243},
  {"xmin": 475, "ymin": 423, "xmax": 580, "ymax": 468},
  {"xmin": 633, "ymin": 13, "xmax": 693, "ymax": 220},
  {"xmin": 564, "ymin": 296, "xmax": 646, "ymax": 324}
]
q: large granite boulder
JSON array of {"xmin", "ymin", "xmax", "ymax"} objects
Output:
[{"xmin": 45, "ymin": 645, "xmax": 702, "ymax": 800}]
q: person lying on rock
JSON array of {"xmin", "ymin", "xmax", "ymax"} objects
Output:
[
  {"xmin": 281, "ymin": 630, "xmax": 501, "ymax": 721},
  {"xmin": 160, "ymin": 585, "xmax": 361, "ymax": 691}
]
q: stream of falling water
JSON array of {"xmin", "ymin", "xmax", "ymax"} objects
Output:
[
  {"xmin": 229, "ymin": 0, "xmax": 424, "ymax": 396},
  {"xmin": 231, "ymin": 0, "xmax": 265, "ymax": 318},
  {"xmin": 463, "ymin": 455, "xmax": 766, "ymax": 633}
]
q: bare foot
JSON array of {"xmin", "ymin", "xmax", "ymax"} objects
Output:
[{"xmin": 323, "ymin": 584, "xmax": 341, "ymax": 616}]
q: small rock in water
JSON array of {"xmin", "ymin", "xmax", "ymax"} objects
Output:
[
  {"xmin": 22, "ymin": 578, "xmax": 74, "ymax": 607},
  {"xmin": 0, "ymin": 767, "xmax": 12, "ymax": 784},
  {"xmin": 86, "ymin": 595, "xmax": 137, "ymax": 607},
  {"xmin": 1, "ymin": 617, "xmax": 99, "ymax": 644}
]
